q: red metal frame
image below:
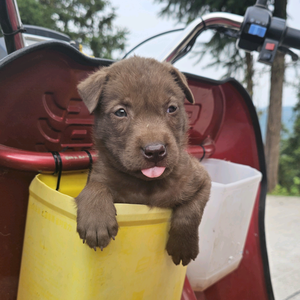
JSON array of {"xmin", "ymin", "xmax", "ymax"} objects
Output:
[
  {"xmin": 0, "ymin": 144, "xmax": 214, "ymax": 173},
  {"xmin": 182, "ymin": 277, "xmax": 198, "ymax": 300},
  {"xmin": 0, "ymin": 0, "xmax": 25, "ymax": 53},
  {"xmin": 0, "ymin": 43, "xmax": 272, "ymax": 300},
  {"xmin": 5, "ymin": 1, "xmax": 25, "ymax": 51}
]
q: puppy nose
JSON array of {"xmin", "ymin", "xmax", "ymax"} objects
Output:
[{"xmin": 143, "ymin": 143, "xmax": 167, "ymax": 163}]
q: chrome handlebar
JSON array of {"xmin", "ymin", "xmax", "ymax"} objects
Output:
[{"xmin": 157, "ymin": 12, "xmax": 244, "ymax": 63}]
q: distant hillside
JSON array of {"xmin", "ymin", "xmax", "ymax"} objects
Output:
[{"xmin": 257, "ymin": 106, "xmax": 296, "ymax": 141}]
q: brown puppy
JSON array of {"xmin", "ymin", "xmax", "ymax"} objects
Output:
[{"xmin": 76, "ymin": 56, "xmax": 211, "ymax": 266}]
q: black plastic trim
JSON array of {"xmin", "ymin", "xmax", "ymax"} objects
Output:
[{"xmin": 0, "ymin": 40, "xmax": 114, "ymax": 70}]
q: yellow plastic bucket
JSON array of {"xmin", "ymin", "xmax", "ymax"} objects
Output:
[{"xmin": 17, "ymin": 172, "xmax": 186, "ymax": 300}]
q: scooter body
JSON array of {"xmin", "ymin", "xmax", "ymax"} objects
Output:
[{"xmin": 1, "ymin": 0, "xmax": 299, "ymax": 299}]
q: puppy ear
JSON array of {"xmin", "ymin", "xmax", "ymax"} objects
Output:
[
  {"xmin": 77, "ymin": 68, "xmax": 108, "ymax": 113},
  {"xmin": 165, "ymin": 63, "xmax": 195, "ymax": 104}
]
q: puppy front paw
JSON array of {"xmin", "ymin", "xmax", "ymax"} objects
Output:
[
  {"xmin": 166, "ymin": 232, "xmax": 199, "ymax": 266},
  {"xmin": 77, "ymin": 205, "xmax": 118, "ymax": 251}
]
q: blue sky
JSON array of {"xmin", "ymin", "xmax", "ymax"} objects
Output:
[{"xmin": 110, "ymin": 0, "xmax": 300, "ymax": 108}]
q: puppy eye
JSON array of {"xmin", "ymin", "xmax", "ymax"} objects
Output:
[
  {"xmin": 167, "ymin": 105, "xmax": 177, "ymax": 113},
  {"xmin": 114, "ymin": 108, "xmax": 127, "ymax": 117}
]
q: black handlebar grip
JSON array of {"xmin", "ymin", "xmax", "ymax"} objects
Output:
[{"xmin": 282, "ymin": 27, "xmax": 300, "ymax": 50}]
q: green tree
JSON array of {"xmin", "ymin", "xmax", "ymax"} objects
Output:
[
  {"xmin": 156, "ymin": 0, "xmax": 255, "ymax": 96},
  {"xmin": 17, "ymin": 0, "xmax": 56, "ymax": 29},
  {"xmin": 18, "ymin": 0, "xmax": 127, "ymax": 59},
  {"xmin": 278, "ymin": 84, "xmax": 300, "ymax": 195},
  {"xmin": 158, "ymin": 0, "xmax": 253, "ymax": 21}
]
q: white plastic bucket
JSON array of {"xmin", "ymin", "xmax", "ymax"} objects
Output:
[{"xmin": 187, "ymin": 159, "xmax": 262, "ymax": 291}]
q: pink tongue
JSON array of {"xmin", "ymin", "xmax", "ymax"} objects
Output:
[{"xmin": 141, "ymin": 166, "xmax": 166, "ymax": 178}]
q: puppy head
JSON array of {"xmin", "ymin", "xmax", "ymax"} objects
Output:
[{"xmin": 78, "ymin": 56, "xmax": 194, "ymax": 180}]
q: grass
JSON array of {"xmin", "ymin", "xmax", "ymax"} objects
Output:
[{"xmin": 269, "ymin": 183, "xmax": 300, "ymax": 197}]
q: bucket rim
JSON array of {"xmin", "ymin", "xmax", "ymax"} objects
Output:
[{"xmin": 29, "ymin": 173, "xmax": 172, "ymax": 226}]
